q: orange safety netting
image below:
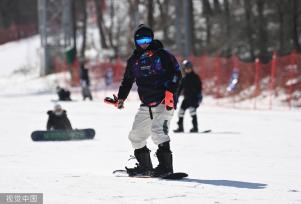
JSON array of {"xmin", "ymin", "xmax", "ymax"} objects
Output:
[
  {"xmin": 185, "ymin": 52, "xmax": 301, "ymax": 108},
  {"xmin": 52, "ymin": 51, "xmax": 301, "ymax": 108}
]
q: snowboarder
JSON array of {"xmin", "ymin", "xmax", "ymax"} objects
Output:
[
  {"xmin": 46, "ymin": 104, "xmax": 72, "ymax": 130},
  {"xmin": 56, "ymin": 86, "xmax": 71, "ymax": 101},
  {"xmin": 80, "ymin": 62, "xmax": 93, "ymax": 101},
  {"xmin": 174, "ymin": 60, "xmax": 203, "ymax": 133},
  {"xmin": 109, "ymin": 24, "xmax": 182, "ymax": 177}
]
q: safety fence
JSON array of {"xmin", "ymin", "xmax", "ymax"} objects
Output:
[
  {"xmin": 185, "ymin": 51, "xmax": 301, "ymax": 109},
  {"xmin": 53, "ymin": 51, "xmax": 301, "ymax": 109},
  {"xmin": 0, "ymin": 23, "xmax": 38, "ymax": 45},
  {"xmin": 52, "ymin": 57, "xmax": 124, "ymax": 87}
]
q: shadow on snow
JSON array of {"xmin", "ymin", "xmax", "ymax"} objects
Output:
[{"xmin": 180, "ymin": 178, "xmax": 267, "ymax": 189}]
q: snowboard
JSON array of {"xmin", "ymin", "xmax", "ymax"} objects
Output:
[
  {"xmin": 197, "ymin": 129, "xmax": 212, "ymax": 133},
  {"xmin": 51, "ymin": 99, "xmax": 77, "ymax": 102},
  {"xmin": 113, "ymin": 170, "xmax": 188, "ymax": 180},
  {"xmin": 174, "ymin": 129, "xmax": 212, "ymax": 134},
  {"xmin": 31, "ymin": 128, "xmax": 95, "ymax": 141}
]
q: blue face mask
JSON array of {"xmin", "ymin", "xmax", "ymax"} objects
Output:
[{"xmin": 136, "ymin": 37, "xmax": 153, "ymax": 45}]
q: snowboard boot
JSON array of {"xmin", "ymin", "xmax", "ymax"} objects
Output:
[
  {"xmin": 190, "ymin": 115, "xmax": 198, "ymax": 133},
  {"xmin": 152, "ymin": 142, "xmax": 173, "ymax": 177},
  {"xmin": 126, "ymin": 146, "xmax": 153, "ymax": 176},
  {"xmin": 173, "ymin": 117, "xmax": 184, "ymax": 133}
]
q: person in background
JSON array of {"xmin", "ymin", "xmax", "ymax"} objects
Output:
[
  {"xmin": 47, "ymin": 104, "xmax": 72, "ymax": 130},
  {"xmin": 174, "ymin": 60, "xmax": 203, "ymax": 133},
  {"xmin": 56, "ymin": 86, "xmax": 71, "ymax": 101},
  {"xmin": 80, "ymin": 62, "xmax": 93, "ymax": 101}
]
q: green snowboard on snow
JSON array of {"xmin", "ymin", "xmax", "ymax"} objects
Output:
[{"xmin": 31, "ymin": 129, "xmax": 95, "ymax": 141}]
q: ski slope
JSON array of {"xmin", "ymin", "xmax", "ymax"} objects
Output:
[
  {"xmin": 0, "ymin": 90, "xmax": 301, "ymax": 204},
  {"xmin": 0, "ymin": 35, "xmax": 40, "ymax": 77},
  {"xmin": 0, "ymin": 36, "xmax": 301, "ymax": 203}
]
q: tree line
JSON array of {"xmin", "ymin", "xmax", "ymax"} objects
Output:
[
  {"xmin": 1, "ymin": 0, "xmax": 300, "ymax": 63},
  {"xmin": 0, "ymin": 0, "xmax": 38, "ymax": 29},
  {"xmin": 89, "ymin": 0, "xmax": 301, "ymax": 63}
]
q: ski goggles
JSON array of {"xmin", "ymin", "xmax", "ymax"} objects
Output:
[{"xmin": 135, "ymin": 37, "xmax": 153, "ymax": 45}]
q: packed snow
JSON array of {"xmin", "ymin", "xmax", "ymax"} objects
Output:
[
  {"xmin": 0, "ymin": 88, "xmax": 301, "ymax": 203},
  {"xmin": 0, "ymin": 35, "xmax": 40, "ymax": 77},
  {"xmin": 1, "ymin": 37, "xmax": 301, "ymax": 204}
]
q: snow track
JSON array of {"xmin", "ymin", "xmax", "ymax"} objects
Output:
[{"xmin": 0, "ymin": 92, "xmax": 301, "ymax": 203}]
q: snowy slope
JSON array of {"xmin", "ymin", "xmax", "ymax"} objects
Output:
[
  {"xmin": 0, "ymin": 91, "xmax": 301, "ymax": 204},
  {"xmin": 0, "ymin": 35, "xmax": 75, "ymax": 96},
  {"xmin": 0, "ymin": 35, "xmax": 40, "ymax": 77},
  {"xmin": 1, "ymin": 36, "xmax": 301, "ymax": 204}
]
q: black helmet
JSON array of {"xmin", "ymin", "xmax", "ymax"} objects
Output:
[
  {"xmin": 182, "ymin": 59, "xmax": 193, "ymax": 69},
  {"xmin": 134, "ymin": 24, "xmax": 154, "ymax": 41}
]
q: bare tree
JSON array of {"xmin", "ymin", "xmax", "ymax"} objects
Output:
[
  {"xmin": 174, "ymin": 0, "xmax": 182, "ymax": 55},
  {"xmin": 183, "ymin": 0, "xmax": 196, "ymax": 56},
  {"xmin": 147, "ymin": 0, "xmax": 154, "ymax": 28},
  {"xmin": 276, "ymin": 0, "xmax": 285, "ymax": 52},
  {"xmin": 79, "ymin": 0, "xmax": 87, "ymax": 59},
  {"xmin": 108, "ymin": 0, "xmax": 114, "ymax": 48},
  {"xmin": 257, "ymin": 0, "xmax": 268, "ymax": 60},
  {"xmin": 107, "ymin": 0, "xmax": 120, "ymax": 57},
  {"xmin": 244, "ymin": 0, "xmax": 255, "ymax": 60},
  {"xmin": 72, "ymin": 0, "xmax": 77, "ymax": 52},
  {"xmin": 202, "ymin": 0, "xmax": 213, "ymax": 50},
  {"xmin": 156, "ymin": 0, "xmax": 170, "ymax": 42},
  {"xmin": 129, "ymin": 0, "xmax": 139, "ymax": 29},
  {"xmin": 291, "ymin": 0, "xmax": 300, "ymax": 51},
  {"xmin": 128, "ymin": 0, "xmax": 140, "ymax": 53},
  {"xmin": 224, "ymin": 0, "xmax": 231, "ymax": 56},
  {"xmin": 95, "ymin": 0, "xmax": 108, "ymax": 49},
  {"xmin": 213, "ymin": 0, "xmax": 221, "ymax": 13},
  {"xmin": 189, "ymin": 0, "xmax": 196, "ymax": 55}
]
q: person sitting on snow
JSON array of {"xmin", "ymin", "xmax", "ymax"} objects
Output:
[
  {"xmin": 47, "ymin": 104, "xmax": 72, "ymax": 130},
  {"xmin": 56, "ymin": 86, "xmax": 71, "ymax": 101}
]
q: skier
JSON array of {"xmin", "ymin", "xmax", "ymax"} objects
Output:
[
  {"xmin": 174, "ymin": 60, "xmax": 203, "ymax": 133},
  {"xmin": 56, "ymin": 86, "xmax": 71, "ymax": 101},
  {"xmin": 80, "ymin": 62, "xmax": 93, "ymax": 101},
  {"xmin": 46, "ymin": 104, "xmax": 72, "ymax": 130},
  {"xmin": 107, "ymin": 24, "xmax": 182, "ymax": 177}
]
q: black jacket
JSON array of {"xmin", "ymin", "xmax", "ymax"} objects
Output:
[
  {"xmin": 57, "ymin": 88, "xmax": 71, "ymax": 101},
  {"xmin": 177, "ymin": 71, "xmax": 202, "ymax": 101},
  {"xmin": 117, "ymin": 40, "xmax": 182, "ymax": 107},
  {"xmin": 46, "ymin": 110, "xmax": 72, "ymax": 130}
]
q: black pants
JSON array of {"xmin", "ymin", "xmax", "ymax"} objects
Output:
[{"xmin": 178, "ymin": 98, "xmax": 198, "ymax": 117}]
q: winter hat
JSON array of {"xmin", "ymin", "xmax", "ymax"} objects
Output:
[
  {"xmin": 134, "ymin": 24, "xmax": 154, "ymax": 42},
  {"xmin": 182, "ymin": 59, "xmax": 193, "ymax": 69},
  {"xmin": 53, "ymin": 103, "xmax": 63, "ymax": 115}
]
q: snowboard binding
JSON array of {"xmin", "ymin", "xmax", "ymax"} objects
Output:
[{"xmin": 113, "ymin": 169, "xmax": 188, "ymax": 180}]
